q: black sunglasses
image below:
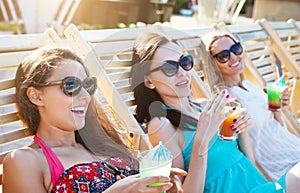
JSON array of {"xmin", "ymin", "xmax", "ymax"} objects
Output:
[
  {"xmin": 38, "ymin": 76, "xmax": 97, "ymax": 97},
  {"xmin": 213, "ymin": 42, "xmax": 243, "ymax": 63},
  {"xmin": 147, "ymin": 55, "xmax": 193, "ymax": 77}
]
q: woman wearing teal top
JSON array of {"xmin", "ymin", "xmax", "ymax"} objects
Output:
[{"xmin": 130, "ymin": 32, "xmax": 300, "ymax": 192}]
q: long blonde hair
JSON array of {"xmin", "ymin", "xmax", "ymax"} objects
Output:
[{"xmin": 201, "ymin": 31, "xmax": 245, "ymax": 86}]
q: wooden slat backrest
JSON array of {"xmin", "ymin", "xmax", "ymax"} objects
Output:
[
  {"xmin": 64, "ymin": 24, "xmax": 213, "ymax": 150},
  {"xmin": 259, "ymin": 19, "xmax": 300, "ymax": 120},
  {"xmin": 0, "ymin": 29, "xmax": 64, "ymax": 186},
  {"xmin": 259, "ymin": 19, "xmax": 300, "ymax": 84},
  {"xmin": 50, "ymin": 0, "xmax": 81, "ymax": 35},
  {"xmin": 216, "ymin": 22, "xmax": 300, "ymax": 135},
  {"xmin": 261, "ymin": 19, "xmax": 300, "ymax": 72},
  {"xmin": 0, "ymin": 0, "xmax": 25, "ymax": 33}
]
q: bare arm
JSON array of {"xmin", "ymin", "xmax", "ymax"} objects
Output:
[
  {"xmin": 148, "ymin": 91, "xmax": 230, "ymax": 193},
  {"xmin": 3, "ymin": 148, "xmax": 48, "ymax": 193},
  {"xmin": 104, "ymin": 174, "xmax": 173, "ymax": 193},
  {"xmin": 233, "ymin": 110, "xmax": 256, "ymax": 164},
  {"xmin": 148, "ymin": 117, "xmax": 208, "ymax": 193},
  {"xmin": 238, "ymin": 132, "xmax": 256, "ymax": 164},
  {"xmin": 273, "ymin": 111, "xmax": 284, "ymax": 126}
]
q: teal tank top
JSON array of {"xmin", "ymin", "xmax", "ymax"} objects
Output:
[{"xmin": 181, "ymin": 125, "xmax": 286, "ymax": 193}]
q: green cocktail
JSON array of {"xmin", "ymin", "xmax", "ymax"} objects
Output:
[{"xmin": 266, "ymin": 83, "xmax": 285, "ymax": 111}]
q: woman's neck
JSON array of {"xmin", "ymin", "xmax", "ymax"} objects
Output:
[
  {"xmin": 162, "ymin": 96, "xmax": 198, "ymax": 115},
  {"xmin": 224, "ymin": 74, "xmax": 243, "ymax": 88},
  {"xmin": 36, "ymin": 123, "xmax": 77, "ymax": 147}
]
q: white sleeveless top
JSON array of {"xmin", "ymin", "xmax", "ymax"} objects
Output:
[{"xmin": 231, "ymin": 80, "xmax": 300, "ymax": 181}]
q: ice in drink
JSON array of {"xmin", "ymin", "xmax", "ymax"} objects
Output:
[{"xmin": 139, "ymin": 141, "xmax": 173, "ymax": 187}]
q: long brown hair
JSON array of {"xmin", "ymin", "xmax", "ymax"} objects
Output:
[
  {"xmin": 130, "ymin": 33, "xmax": 198, "ymax": 131},
  {"xmin": 15, "ymin": 47, "xmax": 137, "ymax": 164}
]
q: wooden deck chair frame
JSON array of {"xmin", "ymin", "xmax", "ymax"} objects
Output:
[
  {"xmin": 259, "ymin": 19, "xmax": 300, "ymax": 119},
  {"xmin": 64, "ymin": 24, "xmax": 154, "ymax": 151},
  {"xmin": 51, "ymin": 0, "xmax": 81, "ymax": 35},
  {"xmin": 217, "ymin": 0, "xmax": 246, "ymax": 24},
  {"xmin": 0, "ymin": 0, "xmax": 9, "ymax": 22},
  {"xmin": 216, "ymin": 21, "xmax": 300, "ymax": 136},
  {"xmin": 0, "ymin": 0, "xmax": 24, "ymax": 33},
  {"xmin": 0, "ymin": 28, "xmax": 64, "ymax": 187},
  {"xmin": 63, "ymin": 24, "xmax": 213, "ymax": 150}
]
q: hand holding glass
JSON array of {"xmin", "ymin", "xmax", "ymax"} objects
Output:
[
  {"xmin": 139, "ymin": 142, "xmax": 173, "ymax": 190},
  {"xmin": 219, "ymin": 103, "xmax": 244, "ymax": 141},
  {"xmin": 211, "ymin": 84, "xmax": 242, "ymax": 141}
]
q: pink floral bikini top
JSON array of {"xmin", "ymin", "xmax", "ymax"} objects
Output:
[{"xmin": 34, "ymin": 136, "xmax": 137, "ymax": 193}]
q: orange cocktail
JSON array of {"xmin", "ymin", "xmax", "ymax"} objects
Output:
[{"xmin": 219, "ymin": 107, "xmax": 240, "ymax": 140}]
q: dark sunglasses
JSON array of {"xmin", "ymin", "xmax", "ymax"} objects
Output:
[
  {"xmin": 38, "ymin": 76, "xmax": 97, "ymax": 97},
  {"xmin": 147, "ymin": 55, "xmax": 194, "ymax": 77},
  {"xmin": 213, "ymin": 42, "xmax": 243, "ymax": 63}
]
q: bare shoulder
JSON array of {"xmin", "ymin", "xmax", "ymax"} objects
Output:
[
  {"xmin": 3, "ymin": 147, "xmax": 49, "ymax": 192},
  {"xmin": 3, "ymin": 146, "xmax": 44, "ymax": 175},
  {"xmin": 148, "ymin": 117, "xmax": 175, "ymax": 137},
  {"xmin": 148, "ymin": 117, "xmax": 183, "ymax": 147},
  {"xmin": 148, "ymin": 117, "xmax": 186, "ymax": 170}
]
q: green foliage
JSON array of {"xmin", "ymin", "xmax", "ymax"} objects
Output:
[
  {"xmin": 0, "ymin": 22, "xmax": 20, "ymax": 34},
  {"xmin": 117, "ymin": 23, "xmax": 137, "ymax": 28},
  {"xmin": 117, "ymin": 23, "xmax": 127, "ymax": 28}
]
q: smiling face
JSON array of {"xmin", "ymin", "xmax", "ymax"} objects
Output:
[
  {"xmin": 210, "ymin": 36, "xmax": 244, "ymax": 84},
  {"xmin": 144, "ymin": 42, "xmax": 192, "ymax": 100},
  {"xmin": 36, "ymin": 59, "xmax": 91, "ymax": 132}
]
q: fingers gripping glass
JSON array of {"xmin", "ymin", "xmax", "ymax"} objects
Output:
[
  {"xmin": 213, "ymin": 42, "xmax": 243, "ymax": 63},
  {"xmin": 147, "ymin": 55, "xmax": 194, "ymax": 77},
  {"xmin": 38, "ymin": 76, "xmax": 97, "ymax": 96}
]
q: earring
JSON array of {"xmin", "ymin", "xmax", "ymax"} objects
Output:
[{"xmin": 31, "ymin": 94, "xmax": 37, "ymax": 99}]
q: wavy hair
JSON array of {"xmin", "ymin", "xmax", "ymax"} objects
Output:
[
  {"xmin": 130, "ymin": 33, "xmax": 198, "ymax": 132},
  {"xmin": 15, "ymin": 47, "xmax": 137, "ymax": 164}
]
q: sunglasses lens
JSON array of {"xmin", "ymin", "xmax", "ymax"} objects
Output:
[
  {"xmin": 161, "ymin": 62, "xmax": 178, "ymax": 77},
  {"xmin": 83, "ymin": 77, "xmax": 97, "ymax": 95},
  {"xmin": 63, "ymin": 77, "xmax": 81, "ymax": 96},
  {"xmin": 180, "ymin": 55, "xmax": 193, "ymax": 71},
  {"xmin": 216, "ymin": 50, "xmax": 230, "ymax": 63},
  {"xmin": 231, "ymin": 43, "xmax": 243, "ymax": 55},
  {"xmin": 215, "ymin": 43, "xmax": 243, "ymax": 63}
]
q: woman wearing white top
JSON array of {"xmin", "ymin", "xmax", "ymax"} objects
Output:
[{"xmin": 201, "ymin": 32, "xmax": 300, "ymax": 181}]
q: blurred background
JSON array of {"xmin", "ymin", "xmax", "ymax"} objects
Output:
[{"xmin": 1, "ymin": 0, "xmax": 300, "ymax": 34}]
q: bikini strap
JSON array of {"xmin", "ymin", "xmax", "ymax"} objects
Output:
[{"xmin": 34, "ymin": 136, "xmax": 64, "ymax": 187}]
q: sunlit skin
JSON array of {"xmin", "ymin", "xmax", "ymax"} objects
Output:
[
  {"xmin": 37, "ymin": 59, "xmax": 91, "ymax": 137},
  {"xmin": 145, "ymin": 42, "xmax": 192, "ymax": 103},
  {"xmin": 210, "ymin": 36, "xmax": 290, "ymax": 124},
  {"xmin": 3, "ymin": 59, "xmax": 98, "ymax": 192},
  {"xmin": 208, "ymin": 35, "xmax": 300, "ymax": 193},
  {"xmin": 3, "ymin": 57, "xmax": 187, "ymax": 193},
  {"xmin": 143, "ymin": 41, "xmax": 254, "ymax": 193},
  {"xmin": 210, "ymin": 36, "xmax": 244, "ymax": 87}
]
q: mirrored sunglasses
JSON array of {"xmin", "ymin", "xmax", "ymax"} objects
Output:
[
  {"xmin": 147, "ymin": 55, "xmax": 194, "ymax": 77},
  {"xmin": 38, "ymin": 76, "xmax": 97, "ymax": 97},
  {"xmin": 213, "ymin": 42, "xmax": 243, "ymax": 63}
]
